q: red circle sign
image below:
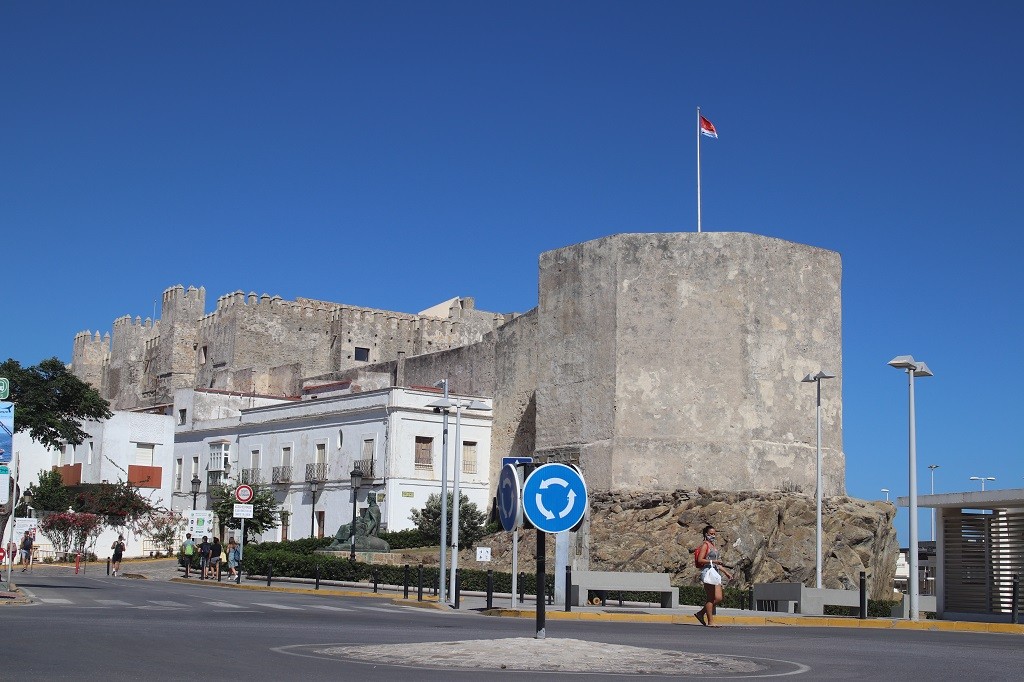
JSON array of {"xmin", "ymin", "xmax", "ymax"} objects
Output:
[
  {"xmin": 0, "ymin": 548, "xmax": 6, "ymax": 562},
  {"xmin": 235, "ymin": 484, "xmax": 254, "ymax": 503}
]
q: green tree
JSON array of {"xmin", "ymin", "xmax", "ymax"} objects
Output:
[
  {"xmin": 31, "ymin": 468, "xmax": 70, "ymax": 512},
  {"xmin": 209, "ymin": 480, "xmax": 280, "ymax": 543},
  {"xmin": 1, "ymin": 357, "xmax": 112, "ymax": 449},
  {"xmin": 410, "ymin": 492, "xmax": 488, "ymax": 549}
]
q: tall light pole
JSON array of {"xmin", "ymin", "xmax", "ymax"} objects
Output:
[
  {"xmin": 881, "ymin": 488, "xmax": 890, "ymax": 502},
  {"xmin": 969, "ymin": 476, "xmax": 995, "ymax": 491},
  {"xmin": 928, "ymin": 464, "xmax": 940, "ymax": 541},
  {"xmin": 443, "ymin": 396, "xmax": 491, "ymax": 605},
  {"xmin": 349, "ymin": 466, "xmax": 364, "ymax": 562},
  {"xmin": 190, "ymin": 474, "xmax": 202, "ymax": 510},
  {"xmin": 309, "ymin": 478, "xmax": 320, "ymax": 538},
  {"xmin": 802, "ymin": 370, "xmax": 835, "ymax": 589},
  {"xmin": 427, "ymin": 379, "xmax": 450, "ymax": 604},
  {"xmin": 888, "ymin": 355, "xmax": 933, "ymax": 621}
]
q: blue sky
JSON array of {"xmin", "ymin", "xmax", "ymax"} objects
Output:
[{"xmin": 3, "ymin": 2, "xmax": 1022, "ymax": 544}]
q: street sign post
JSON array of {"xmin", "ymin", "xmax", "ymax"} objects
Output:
[
  {"xmin": 498, "ymin": 462, "xmax": 525, "ymax": 608},
  {"xmin": 235, "ymin": 485, "xmax": 254, "ymax": 504}
]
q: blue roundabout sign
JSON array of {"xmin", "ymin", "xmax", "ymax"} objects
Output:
[{"xmin": 522, "ymin": 463, "xmax": 588, "ymax": 534}]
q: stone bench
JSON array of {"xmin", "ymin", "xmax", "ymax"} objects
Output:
[
  {"xmin": 753, "ymin": 583, "xmax": 859, "ymax": 616},
  {"xmin": 570, "ymin": 570, "xmax": 679, "ymax": 608}
]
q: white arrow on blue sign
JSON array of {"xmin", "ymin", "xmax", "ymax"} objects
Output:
[
  {"xmin": 522, "ymin": 463, "xmax": 587, "ymax": 534},
  {"xmin": 497, "ymin": 463, "xmax": 524, "ymax": 531}
]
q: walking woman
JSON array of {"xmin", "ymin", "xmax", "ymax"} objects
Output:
[
  {"xmin": 226, "ymin": 539, "xmax": 240, "ymax": 578},
  {"xmin": 694, "ymin": 525, "xmax": 733, "ymax": 627}
]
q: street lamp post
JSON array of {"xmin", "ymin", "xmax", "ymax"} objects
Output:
[
  {"xmin": 190, "ymin": 474, "xmax": 202, "ymax": 510},
  {"xmin": 881, "ymin": 488, "xmax": 890, "ymax": 502},
  {"xmin": 969, "ymin": 476, "xmax": 995, "ymax": 491},
  {"xmin": 802, "ymin": 370, "xmax": 835, "ymax": 590},
  {"xmin": 888, "ymin": 355, "xmax": 934, "ymax": 621},
  {"xmin": 349, "ymin": 466, "xmax": 364, "ymax": 562},
  {"xmin": 928, "ymin": 464, "xmax": 940, "ymax": 541},
  {"xmin": 428, "ymin": 379, "xmax": 450, "ymax": 604},
  {"xmin": 309, "ymin": 478, "xmax": 320, "ymax": 538}
]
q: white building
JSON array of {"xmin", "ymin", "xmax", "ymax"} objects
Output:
[
  {"xmin": 9, "ymin": 409, "xmax": 176, "ymax": 559},
  {"xmin": 172, "ymin": 384, "xmax": 494, "ymax": 542}
]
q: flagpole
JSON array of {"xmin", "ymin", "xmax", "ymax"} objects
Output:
[{"xmin": 696, "ymin": 106, "xmax": 702, "ymax": 233}]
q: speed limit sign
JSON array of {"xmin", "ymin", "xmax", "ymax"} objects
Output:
[{"xmin": 235, "ymin": 484, "xmax": 254, "ymax": 503}]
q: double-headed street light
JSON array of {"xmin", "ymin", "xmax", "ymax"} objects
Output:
[
  {"xmin": 427, "ymin": 379, "xmax": 451, "ymax": 604},
  {"xmin": 802, "ymin": 370, "xmax": 835, "ymax": 590},
  {"xmin": 881, "ymin": 488, "xmax": 890, "ymax": 502},
  {"xmin": 969, "ymin": 476, "xmax": 995, "ymax": 491},
  {"xmin": 888, "ymin": 354, "xmax": 934, "ymax": 621},
  {"xmin": 349, "ymin": 466, "xmax": 364, "ymax": 562},
  {"xmin": 190, "ymin": 474, "xmax": 202, "ymax": 510}
]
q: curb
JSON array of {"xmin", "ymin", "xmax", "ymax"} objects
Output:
[
  {"xmin": 169, "ymin": 577, "xmax": 446, "ymax": 608},
  {"xmin": 479, "ymin": 607, "xmax": 1024, "ymax": 634}
]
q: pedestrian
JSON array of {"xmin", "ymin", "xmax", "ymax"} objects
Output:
[
  {"xmin": 226, "ymin": 539, "xmax": 240, "ymax": 578},
  {"xmin": 693, "ymin": 525, "xmax": 733, "ymax": 627},
  {"xmin": 198, "ymin": 535, "xmax": 211, "ymax": 578},
  {"xmin": 111, "ymin": 535, "xmax": 125, "ymax": 576},
  {"xmin": 181, "ymin": 532, "xmax": 196, "ymax": 576},
  {"xmin": 20, "ymin": 531, "xmax": 34, "ymax": 572},
  {"xmin": 209, "ymin": 537, "xmax": 223, "ymax": 578}
]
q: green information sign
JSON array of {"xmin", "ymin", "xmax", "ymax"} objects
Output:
[{"xmin": 0, "ymin": 378, "xmax": 8, "ymax": 400}]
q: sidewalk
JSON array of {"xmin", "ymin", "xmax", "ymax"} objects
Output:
[{"xmin": 12, "ymin": 559, "xmax": 1024, "ymax": 635}]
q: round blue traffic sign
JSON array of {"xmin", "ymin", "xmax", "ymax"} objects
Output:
[
  {"xmin": 497, "ymin": 463, "xmax": 523, "ymax": 531},
  {"xmin": 522, "ymin": 463, "xmax": 587, "ymax": 534}
]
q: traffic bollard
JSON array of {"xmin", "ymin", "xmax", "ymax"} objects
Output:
[
  {"xmin": 454, "ymin": 569, "xmax": 461, "ymax": 609},
  {"xmin": 106, "ymin": 558, "xmax": 110, "ymax": 576},
  {"xmin": 859, "ymin": 571, "xmax": 867, "ymax": 619},
  {"xmin": 486, "ymin": 569, "xmax": 493, "ymax": 610},
  {"xmin": 417, "ymin": 564, "xmax": 424, "ymax": 602},
  {"xmin": 75, "ymin": 553, "xmax": 81, "ymax": 575},
  {"xmin": 315, "ymin": 564, "xmax": 321, "ymax": 590},
  {"xmin": 564, "ymin": 566, "xmax": 571, "ymax": 612},
  {"xmin": 217, "ymin": 561, "xmax": 222, "ymax": 582},
  {"xmin": 404, "ymin": 564, "xmax": 410, "ymax": 600},
  {"xmin": 267, "ymin": 562, "xmax": 272, "ymax": 587},
  {"xmin": 236, "ymin": 562, "xmax": 241, "ymax": 585},
  {"xmin": 519, "ymin": 572, "xmax": 526, "ymax": 604},
  {"xmin": 373, "ymin": 570, "xmax": 379, "ymax": 593}
]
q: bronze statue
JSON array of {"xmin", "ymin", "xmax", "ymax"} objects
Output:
[{"xmin": 326, "ymin": 497, "xmax": 390, "ymax": 552}]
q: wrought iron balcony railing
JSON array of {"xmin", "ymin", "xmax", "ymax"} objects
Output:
[
  {"xmin": 305, "ymin": 462, "xmax": 328, "ymax": 482},
  {"xmin": 353, "ymin": 458, "xmax": 375, "ymax": 479},
  {"xmin": 239, "ymin": 468, "xmax": 263, "ymax": 485},
  {"xmin": 272, "ymin": 466, "xmax": 292, "ymax": 484}
]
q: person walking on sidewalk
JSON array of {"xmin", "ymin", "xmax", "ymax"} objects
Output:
[
  {"xmin": 209, "ymin": 537, "xmax": 223, "ymax": 578},
  {"xmin": 19, "ymin": 531, "xmax": 33, "ymax": 572},
  {"xmin": 694, "ymin": 525, "xmax": 733, "ymax": 627},
  {"xmin": 198, "ymin": 536, "xmax": 211, "ymax": 578},
  {"xmin": 181, "ymin": 533, "xmax": 196, "ymax": 577},
  {"xmin": 110, "ymin": 535, "xmax": 125, "ymax": 576},
  {"xmin": 226, "ymin": 538, "xmax": 240, "ymax": 578}
]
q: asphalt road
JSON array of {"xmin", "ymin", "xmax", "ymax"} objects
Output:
[{"xmin": 7, "ymin": 572, "xmax": 1022, "ymax": 680}]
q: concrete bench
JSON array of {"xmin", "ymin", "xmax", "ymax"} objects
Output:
[
  {"xmin": 570, "ymin": 570, "xmax": 679, "ymax": 608},
  {"xmin": 752, "ymin": 583, "xmax": 859, "ymax": 616}
]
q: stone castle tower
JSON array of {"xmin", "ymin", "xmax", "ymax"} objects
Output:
[{"xmin": 71, "ymin": 232, "xmax": 843, "ymax": 495}]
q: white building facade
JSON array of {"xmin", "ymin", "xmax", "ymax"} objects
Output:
[{"xmin": 172, "ymin": 385, "xmax": 493, "ymax": 543}]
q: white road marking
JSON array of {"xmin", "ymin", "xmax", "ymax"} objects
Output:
[
  {"xmin": 148, "ymin": 600, "xmax": 188, "ymax": 607},
  {"xmin": 205, "ymin": 601, "xmax": 246, "ymax": 608},
  {"xmin": 358, "ymin": 606, "xmax": 398, "ymax": 613},
  {"xmin": 252, "ymin": 602, "xmax": 303, "ymax": 610},
  {"xmin": 303, "ymin": 604, "xmax": 355, "ymax": 612},
  {"xmin": 39, "ymin": 598, "xmax": 73, "ymax": 604},
  {"xmin": 96, "ymin": 599, "xmax": 132, "ymax": 606}
]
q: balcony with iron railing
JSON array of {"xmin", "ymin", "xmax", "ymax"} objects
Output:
[
  {"xmin": 272, "ymin": 466, "xmax": 292, "ymax": 484},
  {"xmin": 305, "ymin": 462, "xmax": 329, "ymax": 483},
  {"xmin": 239, "ymin": 468, "xmax": 263, "ymax": 485},
  {"xmin": 353, "ymin": 458, "xmax": 376, "ymax": 479}
]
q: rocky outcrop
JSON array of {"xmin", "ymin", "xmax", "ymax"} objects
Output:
[{"xmin": 458, "ymin": 489, "xmax": 898, "ymax": 601}]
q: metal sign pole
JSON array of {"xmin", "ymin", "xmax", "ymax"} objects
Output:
[{"xmin": 536, "ymin": 527, "xmax": 546, "ymax": 639}]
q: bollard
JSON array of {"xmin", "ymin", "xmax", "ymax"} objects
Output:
[
  {"xmin": 404, "ymin": 565, "xmax": 410, "ymax": 600},
  {"xmin": 454, "ymin": 568, "xmax": 461, "ymax": 609},
  {"xmin": 267, "ymin": 562, "xmax": 273, "ymax": 587},
  {"xmin": 315, "ymin": 564, "xmax": 321, "ymax": 591},
  {"xmin": 417, "ymin": 564, "xmax": 424, "ymax": 602},
  {"xmin": 236, "ymin": 560, "xmax": 241, "ymax": 585},
  {"xmin": 859, "ymin": 571, "xmax": 867, "ymax": 619},
  {"xmin": 564, "ymin": 566, "xmax": 571, "ymax": 612},
  {"xmin": 75, "ymin": 553, "xmax": 81, "ymax": 575},
  {"xmin": 1012, "ymin": 575, "xmax": 1020, "ymax": 625},
  {"xmin": 486, "ymin": 569, "xmax": 494, "ymax": 610},
  {"xmin": 519, "ymin": 572, "xmax": 526, "ymax": 604},
  {"xmin": 373, "ymin": 570, "xmax": 379, "ymax": 594},
  {"xmin": 748, "ymin": 587, "xmax": 754, "ymax": 611},
  {"xmin": 106, "ymin": 558, "xmax": 111, "ymax": 576},
  {"xmin": 217, "ymin": 560, "xmax": 222, "ymax": 582}
]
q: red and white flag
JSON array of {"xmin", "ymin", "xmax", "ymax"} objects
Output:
[{"xmin": 699, "ymin": 115, "xmax": 718, "ymax": 139}]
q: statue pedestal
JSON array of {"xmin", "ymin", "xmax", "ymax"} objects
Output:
[{"xmin": 314, "ymin": 550, "xmax": 404, "ymax": 566}]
